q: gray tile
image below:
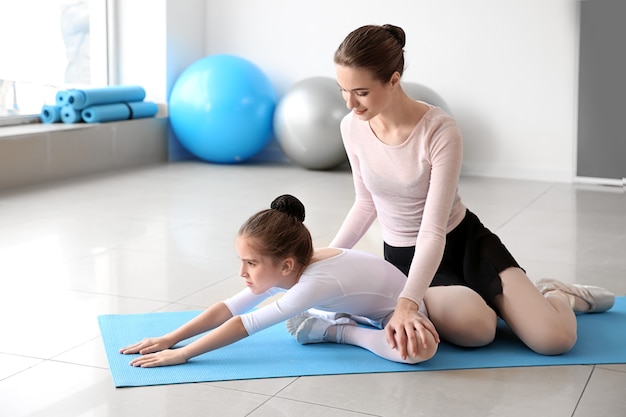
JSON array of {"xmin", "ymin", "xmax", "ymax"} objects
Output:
[
  {"xmin": 0, "ymin": 360, "xmax": 270, "ymax": 417},
  {"xmin": 574, "ymin": 367, "xmax": 626, "ymax": 417},
  {"xmin": 0, "ymin": 288, "xmax": 166, "ymax": 358},
  {"xmin": 0, "ymin": 353, "xmax": 43, "ymax": 381},
  {"xmin": 277, "ymin": 367, "xmax": 591, "ymax": 417},
  {"xmin": 61, "ymin": 249, "xmax": 234, "ymax": 301},
  {"xmin": 249, "ymin": 396, "xmax": 377, "ymax": 417},
  {"xmin": 0, "ymin": 162, "xmax": 624, "ymax": 416},
  {"xmin": 597, "ymin": 364, "xmax": 626, "ymax": 373},
  {"xmin": 52, "ymin": 337, "xmax": 110, "ymax": 369},
  {"xmin": 206, "ymin": 377, "xmax": 297, "ymax": 397}
]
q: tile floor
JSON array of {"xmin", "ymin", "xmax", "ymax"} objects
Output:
[{"xmin": 0, "ymin": 161, "xmax": 624, "ymax": 417}]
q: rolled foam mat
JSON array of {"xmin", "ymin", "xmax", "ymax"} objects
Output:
[
  {"xmin": 60, "ymin": 105, "xmax": 82, "ymax": 124},
  {"xmin": 81, "ymin": 101, "xmax": 158, "ymax": 123},
  {"xmin": 55, "ymin": 90, "xmax": 70, "ymax": 106},
  {"xmin": 66, "ymin": 85, "xmax": 146, "ymax": 110},
  {"xmin": 40, "ymin": 105, "xmax": 62, "ymax": 124}
]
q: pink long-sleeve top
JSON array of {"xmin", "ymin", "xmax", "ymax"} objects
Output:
[{"xmin": 330, "ymin": 103, "xmax": 467, "ymax": 306}]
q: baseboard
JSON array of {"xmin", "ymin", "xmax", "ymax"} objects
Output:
[{"xmin": 574, "ymin": 176, "xmax": 624, "ymax": 188}]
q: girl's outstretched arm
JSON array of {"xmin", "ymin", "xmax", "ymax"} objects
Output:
[
  {"xmin": 128, "ymin": 315, "xmax": 249, "ymax": 368},
  {"xmin": 120, "ymin": 301, "xmax": 234, "ymax": 355}
]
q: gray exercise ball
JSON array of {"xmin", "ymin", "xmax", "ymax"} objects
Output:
[
  {"xmin": 274, "ymin": 76, "xmax": 349, "ymax": 170},
  {"xmin": 402, "ymin": 82, "xmax": 452, "ymax": 115}
]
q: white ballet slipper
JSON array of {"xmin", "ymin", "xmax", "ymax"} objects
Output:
[
  {"xmin": 286, "ymin": 311, "xmax": 353, "ymax": 337},
  {"xmin": 286, "ymin": 311, "xmax": 313, "ymax": 337},
  {"xmin": 286, "ymin": 313, "xmax": 356, "ymax": 344}
]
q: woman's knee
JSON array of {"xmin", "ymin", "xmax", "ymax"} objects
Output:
[
  {"xmin": 496, "ymin": 268, "xmax": 578, "ymax": 355},
  {"xmin": 527, "ymin": 325, "xmax": 577, "ymax": 355}
]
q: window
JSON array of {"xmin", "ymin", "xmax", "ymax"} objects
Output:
[{"xmin": 0, "ymin": 0, "xmax": 108, "ymax": 125}]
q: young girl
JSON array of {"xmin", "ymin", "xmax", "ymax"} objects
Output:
[
  {"xmin": 319, "ymin": 23, "xmax": 614, "ymax": 361},
  {"xmin": 120, "ymin": 194, "xmax": 438, "ymax": 367}
]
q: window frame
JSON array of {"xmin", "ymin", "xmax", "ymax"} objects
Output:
[{"xmin": 0, "ymin": 0, "xmax": 110, "ymax": 127}]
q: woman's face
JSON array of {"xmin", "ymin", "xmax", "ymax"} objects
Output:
[
  {"xmin": 235, "ymin": 236, "xmax": 284, "ymax": 294},
  {"xmin": 335, "ymin": 65, "xmax": 394, "ymax": 120}
]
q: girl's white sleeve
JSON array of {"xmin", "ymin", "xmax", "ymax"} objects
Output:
[
  {"xmin": 237, "ymin": 278, "xmax": 339, "ymax": 335},
  {"xmin": 222, "ymin": 288, "xmax": 277, "ymax": 316}
]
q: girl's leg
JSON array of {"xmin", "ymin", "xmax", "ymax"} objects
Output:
[
  {"xmin": 423, "ymin": 285, "xmax": 498, "ymax": 347},
  {"xmin": 341, "ymin": 325, "xmax": 437, "ymax": 364},
  {"xmin": 287, "ymin": 313, "xmax": 437, "ymax": 364},
  {"xmin": 493, "ymin": 267, "xmax": 577, "ymax": 355}
]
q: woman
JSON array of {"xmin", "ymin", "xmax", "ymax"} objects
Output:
[
  {"xmin": 314, "ymin": 24, "xmax": 614, "ymax": 361},
  {"xmin": 120, "ymin": 194, "xmax": 438, "ymax": 367}
]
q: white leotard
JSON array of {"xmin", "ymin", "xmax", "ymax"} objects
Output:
[{"xmin": 223, "ymin": 249, "xmax": 425, "ymax": 335}]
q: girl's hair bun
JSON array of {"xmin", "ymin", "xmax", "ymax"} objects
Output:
[{"xmin": 270, "ymin": 194, "xmax": 305, "ymax": 222}]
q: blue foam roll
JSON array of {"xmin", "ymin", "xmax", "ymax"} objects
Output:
[
  {"xmin": 81, "ymin": 101, "xmax": 158, "ymax": 123},
  {"xmin": 55, "ymin": 90, "xmax": 70, "ymax": 106},
  {"xmin": 66, "ymin": 86, "xmax": 146, "ymax": 110},
  {"xmin": 60, "ymin": 105, "xmax": 82, "ymax": 124},
  {"xmin": 40, "ymin": 105, "xmax": 62, "ymax": 124}
]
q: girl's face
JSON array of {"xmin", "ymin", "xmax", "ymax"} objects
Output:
[
  {"xmin": 335, "ymin": 65, "xmax": 396, "ymax": 120},
  {"xmin": 235, "ymin": 236, "xmax": 285, "ymax": 294}
]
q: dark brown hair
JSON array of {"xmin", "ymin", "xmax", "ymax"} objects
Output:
[
  {"xmin": 238, "ymin": 194, "xmax": 313, "ymax": 268},
  {"xmin": 334, "ymin": 24, "xmax": 406, "ymax": 83}
]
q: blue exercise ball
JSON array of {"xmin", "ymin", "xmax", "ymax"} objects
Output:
[{"xmin": 169, "ymin": 54, "xmax": 277, "ymax": 163}]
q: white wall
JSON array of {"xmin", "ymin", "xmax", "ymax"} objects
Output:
[
  {"xmin": 203, "ymin": 0, "xmax": 580, "ymax": 182},
  {"xmin": 115, "ymin": 0, "xmax": 581, "ymax": 182},
  {"xmin": 114, "ymin": 0, "xmax": 167, "ymax": 101},
  {"xmin": 114, "ymin": 0, "xmax": 205, "ymax": 160},
  {"xmin": 114, "ymin": 0, "xmax": 205, "ymax": 102}
]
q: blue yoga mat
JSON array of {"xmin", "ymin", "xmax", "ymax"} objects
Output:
[
  {"xmin": 40, "ymin": 105, "xmax": 62, "ymax": 124},
  {"xmin": 66, "ymin": 85, "xmax": 146, "ymax": 110},
  {"xmin": 98, "ymin": 297, "xmax": 626, "ymax": 388},
  {"xmin": 81, "ymin": 101, "xmax": 158, "ymax": 123}
]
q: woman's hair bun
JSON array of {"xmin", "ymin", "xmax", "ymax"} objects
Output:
[
  {"xmin": 382, "ymin": 24, "xmax": 406, "ymax": 48},
  {"xmin": 270, "ymin": 194, "xmax": 306, "ymax": 222}
]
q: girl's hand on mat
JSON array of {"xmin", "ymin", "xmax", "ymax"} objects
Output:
[
  {"xmin": 119, "ymin": 336, "xmax": 174, "ymax": 355},
  {"xmin": 128, "ymin": 349, "xmax": 187, "ymax": 368},
  {"xmin": 385, "ymin": 299, "xmax": 440, "ymax": 360}
]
